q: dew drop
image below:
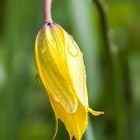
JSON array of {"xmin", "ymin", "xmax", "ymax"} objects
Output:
[
  {"xmin": 81, "ymin": 52, "xmax": 83, "ymax": 57},
  {"xmin": 41, "ymin": 46, "xmax": 47, "ymax": 54},
  {"xmin": 36, "ymin": 73, "xmax": 41, "ymax": 83},
  {"xmin": 84, "ymin": 69, "xmax": 86, "ymax": 79},
  {"xmin": 73, "ymin": 78, "xmax": 77, "ymax": 86},
  {"xmin": 68, "ymin": 43, "xmax": 78, "ymax": 57}
]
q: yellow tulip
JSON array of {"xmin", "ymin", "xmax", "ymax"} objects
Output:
[{"xmin": 34, "ymin": 22, "xmax": 104, "ymax": 140}]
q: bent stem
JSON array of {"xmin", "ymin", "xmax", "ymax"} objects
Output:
[{"xmin": 44, "ymin": 0, "xmax": 53, "ymax": 23}]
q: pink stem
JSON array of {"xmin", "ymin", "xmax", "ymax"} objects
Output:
[{"xmin": 44, "ymin": 0, "xmax": 53, "ymax": 23}]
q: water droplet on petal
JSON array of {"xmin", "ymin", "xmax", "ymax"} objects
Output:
[
  {"xmin": 68, "ymin": 43, "xmax": 78, "ymax": 57},
  {"xmin": 83, "ymin": 66, "xmax": 87, "ymax": 79},
  {"xmin": 81, "ymin": 52, "xmax": 83, "ymax": 57},
  {"xmin": 73, "ymin": 78, "xmax": 77, "ymax": 86},
  {"xmin": 41, "ymin": 46, "xmax": 47, "ymax": 54},
  {"xmin": 36, "ymin": 73, "xmax": 41, "ymax": 83}
]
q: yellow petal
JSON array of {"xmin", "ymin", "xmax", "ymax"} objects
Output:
[
  {"xmin": 50, "ymin": 96, "xmax": 88, "ymax": 140},
  {"xmin": 35, "ymin": 23, "xmax": 78, "ymax": 113},
  {"xmin": 63, "ymin": 29, "xmax": 88, "ymax": 107}
]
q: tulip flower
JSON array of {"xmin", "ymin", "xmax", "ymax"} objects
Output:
[{"xmin": 34, "ymin": 0, "xmax": 104, "ymax": 140}]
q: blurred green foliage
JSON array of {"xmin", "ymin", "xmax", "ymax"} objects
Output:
[{"xmin": 0, "ymin": 0, "xmax": 140, "ymax": 140}]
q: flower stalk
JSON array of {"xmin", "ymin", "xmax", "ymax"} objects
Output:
[{"xmin": 44, "ymin": 0, "xmax": 52, "ymax": 23}]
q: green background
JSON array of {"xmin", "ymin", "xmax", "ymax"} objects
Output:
[{"xmin": 0, "ymin": 0, "xmax": 140, "ymax": 140}]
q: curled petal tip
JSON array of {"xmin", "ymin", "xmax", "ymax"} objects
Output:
[{"xmin": 88, "ymin": 108, "xmax": 104, "ymax": 116}]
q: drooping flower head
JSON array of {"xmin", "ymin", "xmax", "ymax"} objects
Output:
[{"xmin": 34, "ymin": 0, "xmax": 104, "ymax": 140}]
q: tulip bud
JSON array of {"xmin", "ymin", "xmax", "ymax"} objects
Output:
[{"xmin": 35, "ymin": 22, "xmax": 104, "ymax": 140}]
